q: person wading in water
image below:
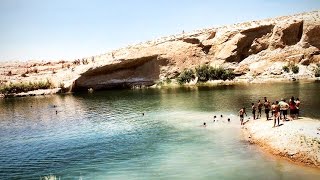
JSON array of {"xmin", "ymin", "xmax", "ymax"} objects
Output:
[{"xmin": 239, "ymin": 107, "xmax": 247, "ymax": 125}]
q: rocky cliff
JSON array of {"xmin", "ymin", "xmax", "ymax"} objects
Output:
[{"xmin": 1, "ymin": 11, "xmax": 320, "ymax": 93}]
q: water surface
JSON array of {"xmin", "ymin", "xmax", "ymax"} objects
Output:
[{"xmin": 0, "ymin": 82, "xmax": 320, "ymax": 179}]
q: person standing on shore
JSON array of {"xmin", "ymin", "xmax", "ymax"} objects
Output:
[
  {"xmin": 279, "ymin": 98, "xmax": 289, "ymax": 121},
  {"xmin": 271, "ymin": 101, "xmax": 280, "ymax": 127},
  {"xmin": 264, "ymin": 99, "xmax": 271, "ymax": 120},
  {"xmin": 289, "ymin": 96, "xmax": 297, "ymax": 120},
  {"xmin": 239, "ymin": 107, "xmax": 247, "ymax": 125},
  {"xmin": 257, "ymin": 100, "xmax": 263, "ymax": 119},
  {"xmin": 295, "ymin": 98, "xmax": 301, "ymax": 118},
  {"xmin": 251, "ymin": 103, "xmax": 256, "ymax": 120}
]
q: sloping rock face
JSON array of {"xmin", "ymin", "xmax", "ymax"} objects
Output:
[{"xmin": 1, "ymin": 11, "xmax": 320, "ymax": 92}]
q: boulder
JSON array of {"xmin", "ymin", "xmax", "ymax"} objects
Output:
[{"xmin": 300, "ymin": 58, "xmax": 311, "ymax": 65}]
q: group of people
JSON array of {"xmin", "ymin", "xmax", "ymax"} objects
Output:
[
  {"xmin": 202, "ymin": 115, "xmax": 231, "ymax": 127},
  {"xmin": 239, "ymin": 96, "xmax": 301, "ymax": 127}
]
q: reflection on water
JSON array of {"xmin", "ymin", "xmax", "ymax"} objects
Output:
[{"xmin": 0, "ymin": 82, "xmax": 319, "ymax": 179}]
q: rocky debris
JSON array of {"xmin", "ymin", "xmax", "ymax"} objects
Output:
[{"xmin": 286, "ymin": 54, "xmax": 304, "ymax": 63}]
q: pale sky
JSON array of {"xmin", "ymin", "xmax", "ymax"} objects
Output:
[{"xmin": 0, "ymin": 0, "xmax": 319, "ymax": 62}]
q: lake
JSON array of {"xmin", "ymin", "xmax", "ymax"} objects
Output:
[{"xmin": 0, "ymin": 81, "xmax": 320, "ymax": 179}]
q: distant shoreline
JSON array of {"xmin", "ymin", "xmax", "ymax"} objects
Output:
[
  {"xmin": 1, "ymin": 78, "xmax": 319, "ymax": 98},
  {"xmin": 242, "ymin": 118, "xmax": 320, "ymax": 168}
]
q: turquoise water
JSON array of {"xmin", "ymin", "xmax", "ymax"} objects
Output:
[{"xmin": 0, "ymin": 82, "xmax": 320, "ymax": 179}]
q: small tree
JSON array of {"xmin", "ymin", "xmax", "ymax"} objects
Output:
[
  {"xmin": 223, "ymin": 70, "xmax": 236, "ymax": 80},
  {"xmin": 282, "ymin": 65, "xmax": 290, "ymax": 73},
  {"xmin": 195, "ymin": 65, "xmax": 210, "ymax": 82},
  {"xmin": 177, "ymin": 69, "xmax": 195, "ymax": 84},
  {"xmin": 315, "ymin": 67, "xmax": 320, "ymax": 77},
  {"xmin": 291, "ymin": 65, "xmax": 299, "ymax": 74}
]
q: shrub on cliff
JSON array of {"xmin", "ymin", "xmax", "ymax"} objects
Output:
[
  {"xmin": 282, "ymin": 65, "xmax": 290, "ymax": 73},
  {"xmin": 177, "ymin": 69, "xmax": 195, "ymax": 84},
  {"xmin": 315, "ymin": 67, "xmax": 320, "ymax": 77},
  {"xmin": 291, "ymin": 64, "xmax": 299, "ymax": 74}
]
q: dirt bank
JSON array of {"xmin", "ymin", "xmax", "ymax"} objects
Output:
[{"xmin": 242, "ymin": 118, "xmax": 320, "ymax": 168}]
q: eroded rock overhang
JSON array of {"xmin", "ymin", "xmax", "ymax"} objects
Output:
[{"xmin": 72, "ymin": 54, "xmax": 168, "ymax": 91}]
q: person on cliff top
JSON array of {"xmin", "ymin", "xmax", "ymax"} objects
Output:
[
  {"xmin": 279, "ymin": 98, "xmax": 289, "ymax": 121},
  {"xmin": 239, "ymin": 107, "xmax": 247, "ymax": 125},
  {"xmin": 289, "ymin": 96, "xmax": 297, "ymax": 120},
  {"xmin": 295, "ymin": 98, "xmax": 301, "ymax": 118},
  {"xmin": 257, "ymin": 100, "xmax": 263, "ymax": 119},
  {"xmin": 251, "ymin": 103, "xmax": 256, "ymax": 120},
  {"xmin": 271, "ymin": 101, "xmax": 280, "ymax": 127},
  {"xmin": 264, "ymin": 99, "xmax": 271, "ymax": 121}
]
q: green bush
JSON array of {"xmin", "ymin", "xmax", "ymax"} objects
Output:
[
  {"xmin": 315, "ymin": 67, "xmax": 320, "ymax": 77},
  {"xmin": 282, "ymin": 66, "xmax": 290, "ymax": 73},
  {"xmin": 176, "ymin": 66, "xmax": 236, "ymax": 84},
  {"xmin": 195, "ymin": 65, "xmax": 211, "ymax": 82},
  {"xmin": 177, "ymin": 69, "xmax": 195, "ymax": 84},
  {"xmin": 221, "ymin": 70, "xmax": 236, "ymax": 80},
  {"xmin": 0, "ymin": 80, "xmax": 53, "ymax": 94},
  {"xmin": 209, "ymin": 67, "xmax": 225, "ymax": 80},
  {"xmin": 291, "ymin": 65, "xmax": 299, "ymax": 74}
]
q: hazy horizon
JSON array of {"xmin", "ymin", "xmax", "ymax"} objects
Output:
[{"xmin": 0, "ymin": 0, "xmax": 320, "ymax": 62}]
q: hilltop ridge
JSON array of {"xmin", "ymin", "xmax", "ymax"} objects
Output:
[{"xmin": 1, "ymin": 10, "xmax": 320, "ymax": 94}]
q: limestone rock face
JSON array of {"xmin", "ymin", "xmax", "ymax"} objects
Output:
[
  {"xmin": 303, "ymin": 25, "xmax": 320, "ymax": 48},
  {"xmin": 1, "ymin": 11, "xmax": 320, "ymax": 91},
  {"xmin": 269, "ymin": 20, "xmax": 303, "ymax": 49}
]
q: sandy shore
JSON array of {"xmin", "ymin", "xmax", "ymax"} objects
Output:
[
  {"xmin": 2, "ymin": 88, "xmax": 61, "ymax": 98},
  {"xmin": 242, "ymin": 117, "xmax": 320, "ymax": 168}
]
